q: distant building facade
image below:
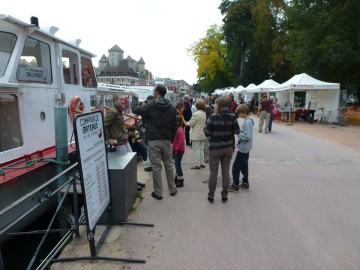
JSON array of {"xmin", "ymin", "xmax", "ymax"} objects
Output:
[
  {"xmin": 96, "ymin": 44, "xmax": 192, "ymax": 95},
  {"xmin": 96, "ymin": 44, "xmax": 146, "ymax": 86}
]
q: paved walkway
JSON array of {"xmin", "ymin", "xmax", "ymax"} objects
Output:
[{"xmin": 52, "ymin": 118, "xmax": 360, "ymax": 270}]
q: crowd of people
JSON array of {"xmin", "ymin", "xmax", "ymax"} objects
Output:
[
  {"xmin": 105, "ymin": 88, "xmax": 320, "ymax": 203},
  {"xmin": 104, "ymin": 87, "xmax": 256, "ymax": 203}
]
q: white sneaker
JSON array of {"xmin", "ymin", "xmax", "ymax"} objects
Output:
[{"xmin": 142, "ymin": 160, "xmax": 150, "ymax": 165}]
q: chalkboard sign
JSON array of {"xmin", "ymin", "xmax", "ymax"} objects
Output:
[{"xmin": 74, "ymin": 111, "xmax": 110, "ymax": 231}]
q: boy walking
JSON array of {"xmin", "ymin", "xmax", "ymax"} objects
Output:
[{"xmin": 229, "ymin": 104, "xmax": 254, "ymax": 191}]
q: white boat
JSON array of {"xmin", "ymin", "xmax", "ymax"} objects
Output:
[{"xmin": 0, "ymin": 14, "xmax": 138, "ymax": 241}]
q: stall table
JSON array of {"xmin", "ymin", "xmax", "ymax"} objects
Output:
[{"xmin": 280, "ymin": 110, "xmax": 296, "ymax": 123}]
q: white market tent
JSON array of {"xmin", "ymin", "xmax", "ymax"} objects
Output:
[
  {"xmin": 233, "ymin": 85, "xmax": 247, "ymax": 104},
  {"xmin": 236, "ymin": 83, "xmax": 257, "ymax": 102},
  {"xmin": 273, "ymin": 73, "xmax": 340, "ymax": 122},
  {"xmin": 245, "ymin": 83, "xmax": 257, "ymax": 91},
  {"xmin": 252, "ymin": 79, "xmax": 280, "ymax": 93},
  {"xmin": 235, "ymin": 85, "xmax": 245, "ymax": 92},
  {"xmin": 247, "ymin": 79, "xmax": 280, "ymax": 100}
]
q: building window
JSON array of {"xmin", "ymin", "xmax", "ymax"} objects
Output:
[
  {"xmin": 0, "ymin": 94, "xmax": 22, "ymax": 152},
  {"xmin": 16, "ymin": 37, "xmax": 52, "ymax": 84}
]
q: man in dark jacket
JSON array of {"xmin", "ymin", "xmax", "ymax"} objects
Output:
[
  {"xmin": 132, "ymin": 85, "xmax": 177, "ymax": 200},
  {"xmin": 182, "ymin": 95, "xmax": 192, "ymax": 146}
]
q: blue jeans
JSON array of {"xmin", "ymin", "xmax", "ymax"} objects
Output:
[
  {"xmin": 232, "ymin": 151, "xmax": 250, "ymax": 185},
  {"xmin": 130, "ymin": 142, "xmax": 147, "ymax": 160},
  {"xmin": 174, "ymin": 151, "xmax": 184, "ymax": 177},
  {"xmin": 269, "ymin": 114, "xmax": 274, "ymax": 132}
]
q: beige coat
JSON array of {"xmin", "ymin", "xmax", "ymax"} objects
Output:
[{"xmin": 188, "ymin": 110, "xmax": 207, "ymax": 141}]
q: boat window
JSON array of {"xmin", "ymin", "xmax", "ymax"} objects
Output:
[
  {"xmin": 16, "ymin": 37, "xmax": 52, "ymax": 84},
  {"xmin": 0, "ymin": 94, "xmax": 23, "ymax": 152},
  {"xmin": 81, "ymin": 57, "xmax": 97, "ymax": 88},
  {"xmin": 0, "ymin": 32, "xmax": 16, "ymax": 77},
  {"xmin": 62, "ymin": 50, "xmax": 79, "ymax": 85}
]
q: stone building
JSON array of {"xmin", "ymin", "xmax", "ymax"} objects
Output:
[{"xmin": 96, "ymin": 44, "xmax": 146, "ymax": 86}]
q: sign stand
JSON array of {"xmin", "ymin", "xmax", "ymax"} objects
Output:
[{"xmin": 52, "ymin": 111, "xmax": 146, "ymax": 265}]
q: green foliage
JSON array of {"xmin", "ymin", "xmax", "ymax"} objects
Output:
[
  {"xmin": 192, "ymin": 0, "xmax": 360, "ymax": 98},
  {"xmin": 284, "ymin": 0, "xmax": 360, "ymax": 96},
  {"xmin": 187, "ymin": 25, "xmax": 232, "ymax": 92}
]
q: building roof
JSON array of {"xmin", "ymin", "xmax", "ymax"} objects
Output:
[
  {"xmin": 138, "ymin": 57, "xmax": 145, "ymax": 64},
  {"xmin": 108, "ymin": 44, "xmax": 124, "ymax": 53},
  {"xmin": 126, "ymin": 55, "xmax": 135, "ymax": 62},
  {"xmin": 100, "ymin": 54, "xmax": 108, "ymax": 62}
]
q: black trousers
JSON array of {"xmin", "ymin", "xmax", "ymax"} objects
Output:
[{"xmin": 184, "ymin": 126, "xmax": 191, "ymax": 145}]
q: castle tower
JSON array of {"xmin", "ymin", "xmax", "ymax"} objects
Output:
[
  {"xmin": 98, "ymin": 54, "xmax": 108, "ymax": 70},
  {"xmin": 126, "ymin": 55, "xmax": 137, "ymax": 70},
  {"xmin": 108, "ymin": 44, "xmax": 124, "ymax": 66},
  {"xmin": 137, "ymin": 57, "xmax": 145, "ymax": 73}
]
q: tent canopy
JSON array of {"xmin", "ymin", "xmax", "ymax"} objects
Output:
[
  {"xmin": 275, "ymin": 73, "xmax": 339, "ymax": 91},
  {"xmin": 245, "ymin": 83, "xmax": 257, "ymax": 90},
  {"xmin": 248, "ymin": 79, "xmax": 280, "ymax": 93}
]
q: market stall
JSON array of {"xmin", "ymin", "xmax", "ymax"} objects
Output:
[{"xmin": 273, "ymin": 73, "xmax": 340, "ymax": 122}]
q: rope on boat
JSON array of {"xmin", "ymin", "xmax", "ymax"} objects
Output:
[{"xmin": 0, "ymin": 158, "xmax": 70, "ymax": 175}]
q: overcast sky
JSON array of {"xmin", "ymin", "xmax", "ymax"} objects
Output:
[{"xmin": 3, "ymin": 0, "xmax": 224, "ymax": 85}]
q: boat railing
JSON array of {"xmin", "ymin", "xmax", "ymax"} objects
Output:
[{"xmin": 0, "ymin": 162, "xmax": 83, "ymax": 270}]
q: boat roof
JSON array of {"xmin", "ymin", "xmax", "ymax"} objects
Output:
[{"xmin": 0, "ymin": 14, "xmax": 96, "ymax": 58}]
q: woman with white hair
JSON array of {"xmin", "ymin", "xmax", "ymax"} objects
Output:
[{"xmin": 186, "ymin": 98, "xmax": 207, "ymax": 169}]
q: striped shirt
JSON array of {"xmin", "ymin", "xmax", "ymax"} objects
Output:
[{"xmin": 203, "ymin": 108, "xmax": 240, "ymax": 150}]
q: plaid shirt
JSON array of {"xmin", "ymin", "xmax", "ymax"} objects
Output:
[{"xmin": 204, "ymin": 108, "xmax": 240, "ymax": 150}]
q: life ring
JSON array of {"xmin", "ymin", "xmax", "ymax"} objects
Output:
[{"xmin": 69, "ymin": 96, "xmax": 84, "ymax": 121}]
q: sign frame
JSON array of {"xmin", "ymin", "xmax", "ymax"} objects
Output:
[{"xmin": 73, "ymin": 110, "xmax": 111, "ymax": 256}]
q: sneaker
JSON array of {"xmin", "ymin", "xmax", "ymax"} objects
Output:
[
  {"xmin": 151, "ymin": 192, "xmax": 162, "ymax": 200},
  {"xmin": 170, "ymin": 190, "xmax": 177, "ymax": 196},
  {"xmin": 137, "ymin": 182, "xmax": 146, "ymax": 188},
  {"xmin": 239, "ymin": 183, "xmax": 250, "ymax": 190},
  {"xmin": 228, "ymin": 183, "xmax": 240, "ymax": 192},
  {"xmin": 142, "ymin": 160, "xmax": 150, "ymax": 165}
]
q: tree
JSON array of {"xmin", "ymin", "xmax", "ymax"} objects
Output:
[
  {"xmin": 187, "ymin": 25, "xmax": 231, "ymax": 92},
  {"xmin": 220, "ymin": 0, "xmax": 290, "ymax": 86},
  {"xmin": 220, "ymin": 0, "xmax": 255, "ymax": 85},
  {"xmin": 284, "ymin": 0, "xmax": 360, "ymax": 95}
]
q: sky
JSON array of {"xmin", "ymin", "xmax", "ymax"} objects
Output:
[{"xmin": 3, "ymin": 0, "xmax": 224, "ymax": 85}]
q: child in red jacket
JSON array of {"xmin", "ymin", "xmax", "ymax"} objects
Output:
[{"xmin": 172, "ymin": 116, "xmax": 185, "ymax": 187}]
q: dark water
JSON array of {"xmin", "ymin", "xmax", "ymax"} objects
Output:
[{"xmin": 1, "ymin": 208, "xmax": 61, "ymax": 270}]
